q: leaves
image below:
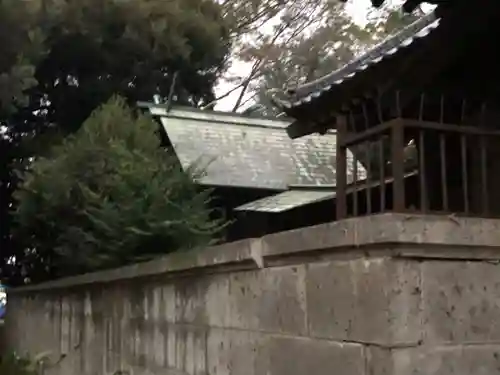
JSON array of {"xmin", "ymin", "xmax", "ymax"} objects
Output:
[
  {"xmin": 1, "ymin": 0, "xmax": 232, "ymax": 285},
  {"xmin": 0, "ymin": 0, "xmax": 45, "ymax": 115},
  {"xmin": 0, "ymin": 351, "xmax": 50, "ymax": 375},
  {"xmin": 13, "ymin": 97, "xmax": 227, "ymax": 280},
  {"xmin": 215, "ymin": 0, "xmax": 425, "ymax": 114}
]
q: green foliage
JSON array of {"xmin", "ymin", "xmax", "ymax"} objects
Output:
[
  {"xmin": 1, "ymin": 0, "xmax": 231, "ymax": 285},
  {"xmin": 13, "ymin": 97, "xmax": 226, "ymax": 280},
  {"xmin": 218, "ymin": 0, "xmax": 425, "ymax": 114},
  {"xmin": 0, "ymin": 352, "xmax": 49, "ymax": 375},
  {"xmin": 0, "ymin": 0, "xmax": 45, "ymax": 115},
  {"xmin": 6, "ymin": 0, "xmax": 231, "ymax": 136}
]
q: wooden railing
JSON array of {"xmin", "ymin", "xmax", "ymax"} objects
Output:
[{"xmin": 336, "ymin": 117, "xmax": 500, "ymax": 219}]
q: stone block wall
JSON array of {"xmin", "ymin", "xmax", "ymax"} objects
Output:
[{"xmin": 5, "ymin": 213, "xmax": 500, "ymax": 375}]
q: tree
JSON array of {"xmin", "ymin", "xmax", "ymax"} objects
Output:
[
  {"xmin": 10, "ymin": 0, "xmax": 230, "ymax": 134},
  {"xmin": 13, "ymin": 97, "xmax": 226, "ymax": 282},
  {"xmin": 213, "ymin": 0, "xmax": 425, "ymax": 114},
  {"xmin": 0, "ymin": 0, "xmax": 44, "ymax": 116},
  {"xmin": 0, "ymin": 0, "xmax": 47, "ymax": 286},
  {"xmin": 253, "ymin": 4, "xmax": 424, "ymax": 115},
  {"xmin": 0, "ymin": 0, "xmax": 231, "ymax": 285}
]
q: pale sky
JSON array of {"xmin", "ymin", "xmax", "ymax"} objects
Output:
[
  {"xmin": 214, "ymin": 0, "xmax": 378, "ymax": 112},
  {"xmin": 214, "ymin": 0, "xmax": 432, "ymax": 112}
]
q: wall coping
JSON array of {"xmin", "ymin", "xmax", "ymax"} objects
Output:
[{"xmin": 11, "ymin": 213, "xmax": 500, "ymax": 293}]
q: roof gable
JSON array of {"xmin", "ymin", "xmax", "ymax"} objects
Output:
[{"xmin": 144, "ymin": 105, "xmax": 365, "ymax": 190}]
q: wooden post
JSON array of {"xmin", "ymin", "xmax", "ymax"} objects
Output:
[
  {"xmin": 336, "ymin": 115, "xmax": 348, "ymax": 219},
  {"xmin": 391, "ymin": 119, "xmax": 405, "ymax": 212},
  {"xmin": 480, "ymin": 135, "xmax": 489, "ymax": 216},
  {"xmin": 418, "ymin": 131, "xmax": 428, "ymax": 212}
]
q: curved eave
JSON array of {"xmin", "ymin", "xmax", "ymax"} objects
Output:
[{"xmin": 273, "ymin": 12, "xmax": 440, "ymax": 117}]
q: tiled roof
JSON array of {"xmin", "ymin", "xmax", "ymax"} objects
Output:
[
  {"xmin": 143, "ymin": 105, "xmax": 366, "ymax": 190},
  {"xmin": 235, "ymin": 170, "xmax": 418, "ymax": 213},
  {"xmin": 272, "ymin": 11, "xmax": 440, "ymax": 111},
  {"xmin": 234, "ymin": 189, "xmax": 336, "ymax": 213}
]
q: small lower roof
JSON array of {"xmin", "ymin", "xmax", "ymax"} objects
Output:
[
  {"xmin": 235, "ymin": 170, "xmax": 419, "ymax": 213},
  {"xmin": 234, "ymin": 189, "xmax": 336, "ymax": 213}
]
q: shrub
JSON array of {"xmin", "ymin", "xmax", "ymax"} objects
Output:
[
  {"xmin": 14, "ymin": 97, "xmax": 226, "ymax": 280},
  {"xmin": 0, "ymin": 352, "xmax": 50, "ymax": 375}
]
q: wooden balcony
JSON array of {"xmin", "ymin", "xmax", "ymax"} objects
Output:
[{"xmin": 335, "ymin": 117, "xmax": 500, "ymax": 219}]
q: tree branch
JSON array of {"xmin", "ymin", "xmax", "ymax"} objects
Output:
[{"xmin": 231, "ymin": 16, "xmax": 293, "ymax": 112}]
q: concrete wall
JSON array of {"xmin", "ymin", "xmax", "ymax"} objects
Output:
[{"xmin": 5, "ymin": 213, "xmax": 500, "ymax": 375}]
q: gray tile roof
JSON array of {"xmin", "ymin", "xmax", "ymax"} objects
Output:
[
  {"xmin": 234, "ymin": 170, "xmax": 418, "ymax": 213},
  {"xmin": 271, "ymin": 11, "xmax": 440, "ymax": 111},
  {"xmin": 145, "ymin": 105, "xmax": 366, "ymax": 190},
  {"xmin": 234, "ymin": 189, "xmax": 336, "ymax": 213}
]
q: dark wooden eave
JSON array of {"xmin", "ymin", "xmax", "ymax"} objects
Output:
[
  {"xmin": 281, "ymin": 11, "xmax": 442, "ymax": 138},
  {"xmin": 281, "ymin": 0, "xmax": 491, "ymax": 139}
]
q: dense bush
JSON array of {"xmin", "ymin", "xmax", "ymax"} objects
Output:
[
  {"xmin": 14, "ymin": 97, "xmax": 226, "ymax": 280},
  {"xmin": 0, "ymin": 352, "xmax": 48, "ymax": 375}
]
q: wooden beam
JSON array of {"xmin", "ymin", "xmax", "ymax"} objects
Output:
[
  {"xmin": 341, "ymin": 120, "xmax": 396, "ymax": 147},
  {"xmin": 336, "ymin": 115, "xmax": 348, "ymax": 219},
  {"xmin": 403, "ymin": 119, "xmax": 500, "ymax": 136}
]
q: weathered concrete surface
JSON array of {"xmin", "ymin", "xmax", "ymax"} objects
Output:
[
  {"xmin": 5, "ymin": 213, "xmax": 500, "ymax": 375},
  {"xmin": 306, "ymin": 258, "xmax": 421, "ymax": 346},
  {"xmin": 367, "ymin": 345, "xmax": 500, "ymax": 375},
  {"xmin": 422, "ymin": 261, "xmax": 500, "ymax": 344}
]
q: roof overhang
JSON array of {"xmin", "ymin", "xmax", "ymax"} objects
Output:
[
  {"xmin": 274, "ymin": 11, "xmax": 440, "ymax": 112},
  {"xmin": 235, "ymin": 170, "xmax": 419, "ymax": 213},
  {"xmin": 234, "ymin": 189, "xmax": 336, "ymax": 213},
  {"xmin": 286, "ymin": 119, "xmax": 334, "ymax": 139},
  {"xmin": 268, "ymin": 10, "xmax": 448, "ymax": 140}
]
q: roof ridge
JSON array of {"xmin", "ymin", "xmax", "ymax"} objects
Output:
[
  {"xmin": 166, "ymin": 113, "xmax": 290, "ymax": 130},
  {"xmin": 139, "ymin": 101, "xmax": 293, "ymax": 129}
]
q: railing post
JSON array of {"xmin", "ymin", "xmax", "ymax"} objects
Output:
[
  {"xmin": 336, "ymin": 115, "xmax": 347, "ymax": 219},
  {"xmin": 391, "ymin": 119, "xmax": 405, "ymax": 212}
]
